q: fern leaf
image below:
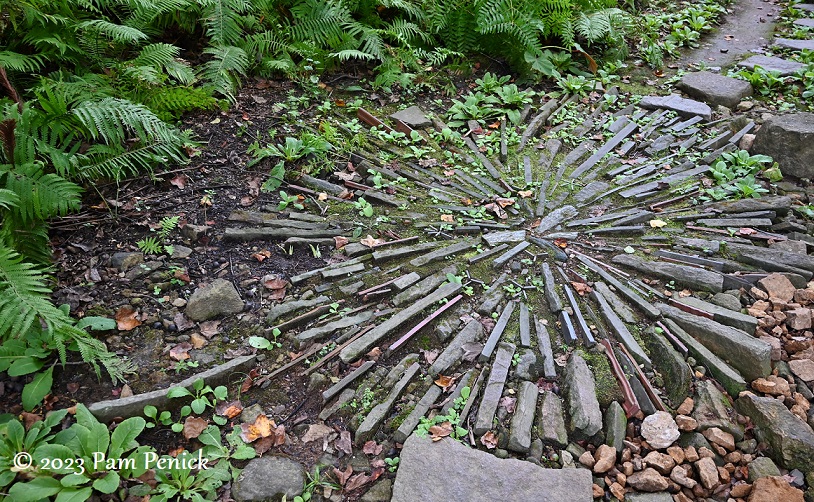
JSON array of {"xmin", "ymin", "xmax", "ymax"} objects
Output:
[
  {"xmin": 77, "ymin": 20, "xmax": 149, "ymax": 44},
  {"xmin": 199, "ymin": 0, "xmax": 251, "ymax": 46},
  {"xmin": 199, "ymin": 45, "xmax": 248, "ymax": 102}
]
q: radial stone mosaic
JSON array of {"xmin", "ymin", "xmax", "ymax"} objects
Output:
[{"xmin": 223, "ymin": 87, "xmax": 814, "ymax": 499}]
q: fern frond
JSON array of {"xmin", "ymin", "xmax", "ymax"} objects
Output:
[
  {"xmin": 77, "ymin": 19, "xmax": 149, "ymax": 44},
  {"xmin": 0, "ymin": 248, "xmax": 59, "ymax": 338},
  {"xmin": 0, "ymin": 51, "xmax": 46, "ymax": 73},
  {"xmin": 199, "ymin": 0, "xmax": 251, "ymax": 46},
  {"xmin": 198, "ymin": 45, "xmax": 248, "ymax": 101},
  {"xmin": 330, "ymin": 49, "xmax": 376, "ymax": 62},
  {"xmin": 71, "ymin": 97, "xmax": 179, "ymax": 146}
]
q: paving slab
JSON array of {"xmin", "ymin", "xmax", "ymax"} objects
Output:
[
  {"xmin": 565, "ymin": 352, "xmax": 602, "ymax": 439},
  {"xmin": 591, "ymin": 289, "xmax": 651, "ymax": 368},
  {"xmin": 390, "ymin": 106, "xmax": 431, "ymax": 128},
  {"xmin": 675, "ymin": 296, "xmax": 757, "ymax": 334},
  {"xmin": 738, "ymin": 55, "xmax": 805, "ymax": 76},
  {"xmin": 356, "ymin": 362, "xmax": 420, "ymax": 444},
  {"xmin": 793, "ymin": 17, "xmax": 814, "ymax": 28},
  {"xmin": 429, "ymin": 319, "xmax": 483, "ymax": 376},
  {"xmin": 613, "ymin": 254, "xmax": 724, "ymax": 293},
  {"xmin": 639, "ymin": 94, "xmax": 712, "ymax": 120},
  {"xmin": 677, "ymin": 71, "xmax": 753, "ymax": 108},
  {"xmin": 753, "ymin": 112, "xmax": 814, "ymax": 180},
  {"xmin": 773, "ymin": 38, "xmax": 814, "ymax": 51},
  {"xmin": 392, "ymin": 435, "xmax": 593, "ymax": 502},
  {"xmin": 507, "ymin": 380, "xmax": 538, "ymax": 453},
  {"xmin": 535, "ymin": 318, "xmax": 557, "ymax": 379}
]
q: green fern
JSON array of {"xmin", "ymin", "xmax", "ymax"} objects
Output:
[{"xmin": 199, "ymin": 45, "xmax": 249, "ymax": 101}]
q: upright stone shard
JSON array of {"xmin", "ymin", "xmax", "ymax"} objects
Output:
[
  {"xmin": 539, "ymin": 390, "xmax": 568, "ymax": 447},
  {"xmin": 564, "ymin": 353, "xmax": 602, "ymax": 439}
]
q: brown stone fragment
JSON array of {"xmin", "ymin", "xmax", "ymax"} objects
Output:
[
  {"xmin": 593, "ymin": 444, "xmax": 616, "ymax": 474},
  {"xmin": 592, "ymin": 483, "xmax": 604, "ymax": 499},
  {"xmin": 609, "ymin": 482, "xmax": 626, "ymax": 500},
  {"xmin": 627, "ymin": 467, "xmax": 669, "ymax": 492},
  {"xmin": 580, "ymin": 451, "xmax": 596, "ymax": 469},
  {"xmin": 789, "ymin": 359, "xmax": 814, "ymax": 382},
  {"xmin": 794, "ymin": 289, "xmax": 814, "ymax": 305},
  {"xmin": 702, "ymin": 427, "xmax": 736, "ymax": 451},
  {"xmin": 675, "ymin": 414, "xmax": 698, "ymax": 431},
  {"xmin": 674, "ymin": 491, "xmax": 693, "ymax": 502},
  {"xmin": 677, "ymin": 397, "xmax": 694, "ymax": 415},
  {"xmin": 725, "ymin": 451, "xmax": 743, "ymax": 464},
  {"xmin": 787, "ymin": 308, "xmax": 813, "ymax": 331},
  {"xmin": 643, "ymin": 451, "xmax": 676, "ymax": 475},
  {"xmin": 759, "ymin": 273, "xmax": 796, "ymax": 301},
  {"xmin": 670, "ymin": 464, "xmax": 697, "ymax": 489},
  {"xmin": 718, "ymin": 466, "xmax": 730, "ymax": 484},
  {"xmin": 684, "ymin": 446, "xmax": 699, "ymax": 463},
  {"xmin": 695, "ymin": 457, "xmax": 720, "ymax": 489},
  {"xmin": 747, "ymin": 476, "xmax": 804, "ymax": 502},
  {"xmin": 731, "ymin": 482, "xmax": 752, "ymax": 498},
  {"xmin": 667, "ymin": 445, "xmax": 686, "ymax": 465}
]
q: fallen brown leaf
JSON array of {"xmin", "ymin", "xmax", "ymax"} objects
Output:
[
  {"xmin": 360, "ymin": 235, "xmax": 384, "ymax": 248},
  {"xmin": 428, "ymin": 421, "xmax": 453, "ymax": 441},
  {"xmin": 252, "ymin": 250, "xmax": 272, "ymax": 262},
  {"xmin": 115, "ymin": 306, "xmax": 141, "ymax": 331},
  {"xmin": 200, "ymin": 320, "xmax": 221, "ymax": 338},
  {"xmin": 173, "ymin": 312, "xmax": 195, "ymax": 331},
  {"xmin": 440, "ymin": 214, "xmax": 454, "ymax": 223},
  {"xmin": 335, "ymin": 431, "xmax": 353, "ymax": 455},
  {"xmin": 183, "ymin": 416, "xmax": 208, "ymax": 440},
  {"xmin": 169, "ymin": 343, "xmax": 192, "ymax": 361},
  {"xmin": 170, "ymin": 174, "xmax": 188, "ymax": 189},
  {"xmin": 499, "ymin": 396, "xmax": 516, "ymax": 414},
  {"xmin": 362, "ymin": 440, "xmax": 383, "ymax": 455},
  {"xmin": 216, "ymin": 400, "xmax": 243, "ymax": 419},
  {"xmin": 480, "ymin": 430, "xmax": 498, "ymax": 449},
  {"xmin": 334, "ymin": 236, "xmax": 349, "ymax": 249},
  {"xmin": 571, "ymin": 282, "xmax": 592, "ymax": 296},
  {"xmin": 494, "ymin": 197, "xmax": 515, "ymax": 208},
  {"xmin": 240, "ymin": 414, "xmax": 285, "ymax": 445},
  {"xmin": 518, "ymin": 190, "xmax": 533, "ymax": 198},
  {"xmin": 120, "ymin": 384, "xmax": 134, "ymax": 398},
  {"xmin": 366, "ymin": 347, "xmax": 382, "ymax": 361},
  {"xmin": 434, "ymin": 375, "xmax": 456, "ymax": 391},
  {"xmin": 333, "ymin": 465, "xmax": 353, "ymax": 486}
]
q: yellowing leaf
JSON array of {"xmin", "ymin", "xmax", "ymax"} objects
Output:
[
  {"xmin": 360, "ymin": 235, "xmax": 384, "ymax": 247},
  {"xmin": 649, "ymin": 219, "xmax": 667, "ymax": 228},
  {"xmin": 318, "ymin": 192, "xmax": 328, "ymax": 201},
  {"xmin": 440, "ymin": 214, "xmax": 454, "ymax": 223},
  {"xmin": 518, "ymin": 190, "xmax": 533, "ymax": 198}
]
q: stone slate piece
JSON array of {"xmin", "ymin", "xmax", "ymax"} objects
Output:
[
  {"xmin": 753, "ymin": 112, "xmax": 814, "ymax": 179},
  {"xmin": 89, "ymin": 356, "xmax": 256, "ymax": 422},
  {"xmin": 677, "ymin": 71, "xmax": 753, "ymax": 108},
  {"xmin": 565, "ymin": 352, "xmax": 602, "ymax": 439},
  {"xmin": 773, "ymin": 38, "xmax": 814, "ymax": 51},
  {"xmin": 392, "ymin": 435, "xmax": 593, "ymax": 502},
  {"xmin": 474, "ymin": 342, "xmax": 515, "ymax": 435},
  {"xmin": 612, "ymin": 254, "xmax": 724, "ymax": 293},
  {"xmin": 389, "ymin": 106, "xmax": 431, "ymax": 128},
  {"xmin": 639, "ymin": 94, "xmax": 712, "ymax": 120},
  {"xmin": 662, "ymin": 319, "xmax": 746, "ymax": 397},
  {"xmin": 429, "ymin": 319, "xmax": 484, "ymax": 376},
  {"xmin": 793, "ymin": 18, "xmax": 814, "ymax": 28},
  {"xmin": 693, "ymin": 379, "xmax": 745, "ymax": 440},
  {"xmin": 539, "ymin": 390, "xmax": 568, "ymax": 447},
  {"xmin": 507, "ymin": 380, "xmax": 538, "ymax": 453},
  {"xmin": 644, "ymin": 326, "xmax": 691, "ymax": 407},
  {"xmin": 735, "ymin": 392, "xmax": 814, "ymax": 473},
  {"xmin": 738, "ymin": 55, "xmax": 805, "ymax": 76},
  {"xmin": 232, "ymin": 456, "xmax": 305, "ymax": 501},
  {"xmin": 355, "ymin": 362, "xmax": 420, "ymax": 444},
  {"xmin": 675, "ymin": 296, "xmax": 757, "ymax": 334},
  {"xmin": 658, "ymin": 303, "xmax": 771, "ymax": 382},
  {"xmin": 186, "ymin": 278, "xmax": 245, "ymax": 321}
]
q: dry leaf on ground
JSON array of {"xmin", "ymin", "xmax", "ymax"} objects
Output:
[
  {"xmin": 333, "ymin": 465, "xmax": 353, "ymax": 486},
  {"xmin": 334, "ymin": 236, "xmax": 349, "ymax": 249},
  {"xmin": 169, "ymin": 343, "xmax": 192, "ymax": 361},
  {"xmin": 115, "ymin": 306, "xmax": 141, "ymax": 331},
  {"xmin": 440, "ymin": 214, "xmax": 454, "ymax": 222},
  {"xmin": 183, "ymin": 416, "xmax": 208, "ymax": 439},
  {"xmin": 216, "ymin": 400, "xmax": 244, "ymax": 419},
  {"xmin": 335, "ymin": 431, "xmax": 353, "ymax": 455},
  {"xmin": 360, "ymin": 235, "xmax": 384, "ymax": 247},
  {"xmin": 170, "ymin": 174, "xmax": 188, "ymax": 189},
  {"xmin": 362, "ymin": 440, "xmax": 383, "ymax": 455},
  {"xmin": 428, "ymin": 421, "xmax": 453, "ymax": 441},
  {"xmin": 200, "ymin": 320, "xmax": 221, "ymax": 338},
  {"xmin": 499, "ymin": 396, "xmax": 516, "ymax": 414},
  {"xmin": 434, "ymin": 375, "xmax": 456, "ymax": 391},
  {"xmin": 480, "ymin": 430, "xmax": 498, "ymax": 449},
  {"xmin": 302, "ymin": 424, "xmax": 335, "ymax": 443},
  {"xmin": 571, "ymin": 282, "xmax": 592, "ymax": 296},
  {"xmin": 240, "ymin": 414, "xmax": 285, "ymax": 444}
]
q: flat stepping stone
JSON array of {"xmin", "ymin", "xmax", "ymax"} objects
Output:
[
  {"xmin": 738, "ymin": 55, "xmax": 805, "ymax": 76},
  {"xmin": 474, "ymin": 342, "xmax": 516, "ymax": 435},
  {"xmin": 389, "ymin": 106, "xmax": 431, "ymax": 128},
  {"xmin": 677, "ymin": 71, "xmax": 752, "ymax": 108},
  {"xmin": 393, "ymin": 265, "xmax": 456, "ymax": 306},
  {"xmin": 483, "ymin": 230, "xmax": 526, "ymax": 246},
  {"xmin": 773, "ymin": 38, "xmax": 814, "ymax": 51},
  {"xmin": 752, "ymin": 112, "xmax": 814, "ymax": 180},
  {"xmin": 794, "ymin": 17, "xmax": 814, "ymax": 28},
  {"xmin": 392, "ymin": 434, "xmax": 593, "ymax": 502},
  {"xmin": 639, "ymin": 94, "xmax": 712, "ymax": 120},
  {"xmin": 795, "ymin": 3, "xmax": 814, "ymax": 10}
]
